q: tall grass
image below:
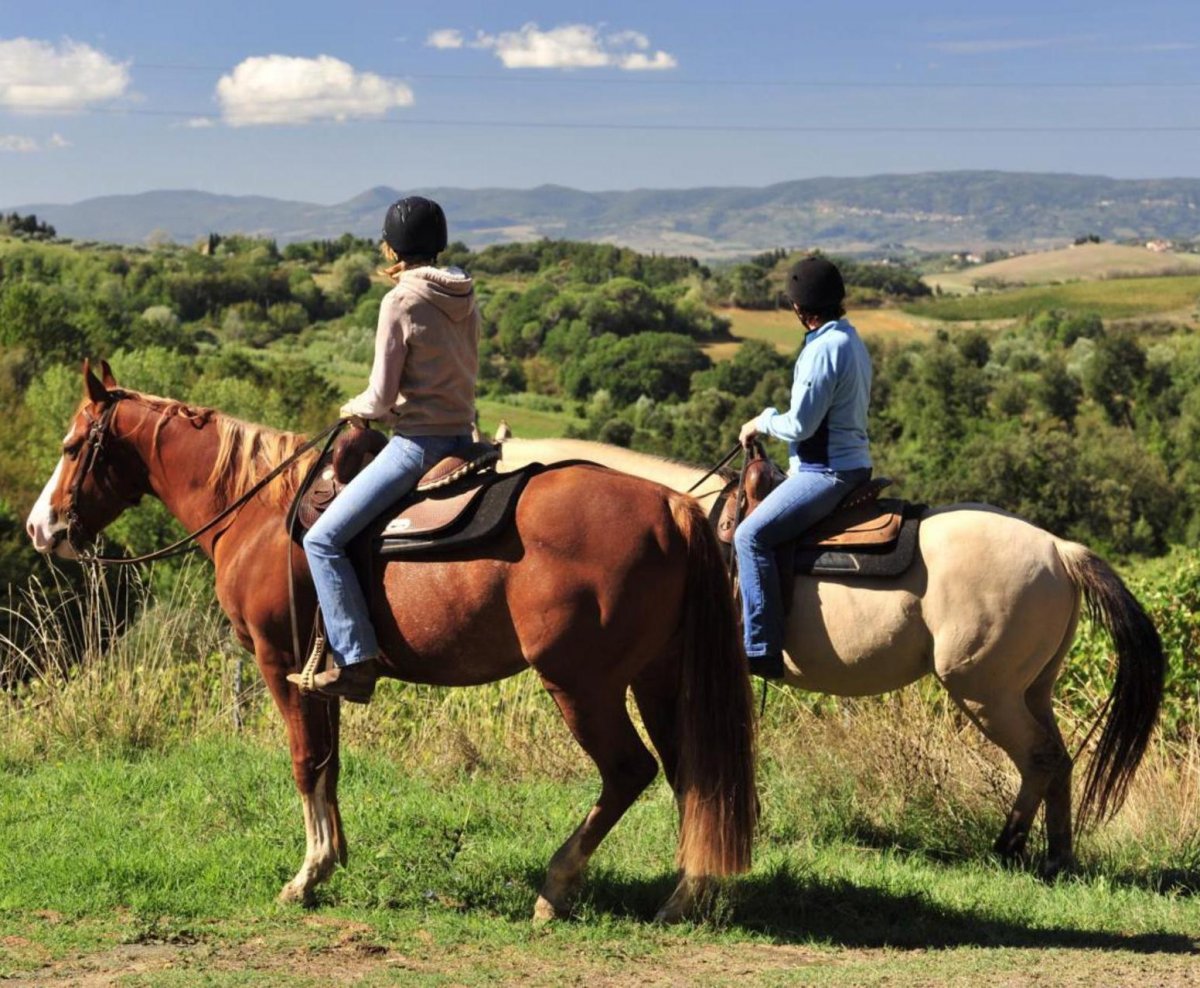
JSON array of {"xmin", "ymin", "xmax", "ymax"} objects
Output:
[
  {"xmin": 2, "ymin": 557, "xmax": 1198, "ymax": 873},
  {"xmin": 0, "ymin": 563, "xmax": 585, "ymax": 777},
  {"xmin": 0, "ymin": 562, "xmax": 242, "ymax": 762}
]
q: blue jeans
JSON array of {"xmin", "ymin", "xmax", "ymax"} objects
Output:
[
  {"xmin": 303, "ymin": 433, "xmax": 472, "ymax": 666},
  {"xmin": 733, "ymin": 466, "xmax": 871, "ymax": 658}
]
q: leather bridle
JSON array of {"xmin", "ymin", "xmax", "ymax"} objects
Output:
[
  {"xmin": 61, "ymin": 391, "xmax": 345, "ymax": 566},
  {"xmin": 63, "ymin": 392, "xmax": 142, "ymax": 557}
]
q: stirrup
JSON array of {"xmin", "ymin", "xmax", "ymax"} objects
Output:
[{"xmin": 296, "ymin": 631, "xmax": 328, "ymax": 694}]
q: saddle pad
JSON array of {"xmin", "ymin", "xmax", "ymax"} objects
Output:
[
  {"xmin": 379, "ymin": 483, "xmax": 488, "ymax": 538},
  {"xmin": 371, "ymin": 467, "xmax": 536, "ymax": 557},
  {"xmin": 794, "ymin": 506, "xmax": 923, "ymax": 578},
  {"xmin": 799, "ymin": 498, "xmax": 904, "ymax": 548},
  {"xmin": 293, "ymin": 442, "xmax": 502, "ymax": 538}
]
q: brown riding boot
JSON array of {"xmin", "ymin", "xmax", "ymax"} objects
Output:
[
  {"xmin": 287, "ymin": 635, "xmax": 382, "ymax": 704},
  {"xmin": 296, "ymin": 658, "xmax": 382, "ymax": 703}
]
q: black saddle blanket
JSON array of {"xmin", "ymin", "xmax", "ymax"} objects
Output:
[{"xmin": 366, "ymin": 466, "xmax": 538, "ymax": 558}]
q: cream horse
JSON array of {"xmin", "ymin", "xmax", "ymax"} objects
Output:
[{"xmin": 500, "ymin": 437, "xmax": 1165, "ymax": 874}]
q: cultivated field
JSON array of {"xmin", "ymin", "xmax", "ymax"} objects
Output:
[
  {"xmin": 926, "ymin": 242, "xmax": 1200, "ymax": 294},
  {"xmin": 905, "ymin": 274, "xmax": 1200, "ymax": 322},
  {"xmin": 703, "ymin": 306, "xmax": 935, "ymax": 361}
]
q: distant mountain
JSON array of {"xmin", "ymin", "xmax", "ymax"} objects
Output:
[{"xmin": 11, "ymin": 171, "xmax": 1200, "ymax": 257}]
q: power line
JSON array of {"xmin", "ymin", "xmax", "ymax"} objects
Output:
[
  {"xmin": 131, "ymin": 62, "xmax": 1200, "ymax": 89},
  {"xmin": 80, "ymin": 106, "xmax": 1200, "ymax": 133}
]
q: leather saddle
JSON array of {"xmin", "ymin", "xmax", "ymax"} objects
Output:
[
  {"xmin": 714, "ymin": 444, "xmax": 921, "ymax": 579},
  {"xmin": 291, "ymin": 427, "xmax": 514, "ymax": 555}
]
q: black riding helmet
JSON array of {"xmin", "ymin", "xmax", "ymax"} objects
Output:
[
  {"xmin": 382, "ymin": 196, "xmax": 448, "ymax": 257},
  {"xmin": 785, "ymin": 256, "xmax": 845, "ymax": 310}
]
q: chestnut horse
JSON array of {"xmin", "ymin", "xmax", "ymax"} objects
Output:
[
  {"xmin": 499, "ymin": 437, "xmax": 1166, "ymax": 875},
  {"xmin": 25, "ymin": 363, "xmax": 757, "ymax": 921}
]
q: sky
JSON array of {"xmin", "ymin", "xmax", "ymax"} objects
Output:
[{"xmin": 1, "ymin": 0, "xmax": 1198, "ymax": 206}]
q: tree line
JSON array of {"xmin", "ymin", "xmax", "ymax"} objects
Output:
[{"xmin": 1, "ymin": 230, "xmax": 1196, "ymax": 601}]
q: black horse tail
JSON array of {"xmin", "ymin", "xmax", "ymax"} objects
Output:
[{"xmin": 1055, "ymin": 540, "xmax": 1165, "ymax": 826}]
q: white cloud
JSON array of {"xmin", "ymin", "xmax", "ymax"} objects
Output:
[
  {"xmin": 0, "ymin": 37, "xmax": 130, "ymax": 112},
  {"xmin": 0, "ymin": 134, "xmax": 39, "ymax": 152},
  {"xmin": 216, "ymin": 54, "xmax": 414, "ymax": 126},
  {"xmin": 183, "ymin": 117, "xmax": 216, "ymax": 129},
  {"xmin": 0, "ymin": 132, "xmax": 70, "ymax": 152},
  {"xmin": 426, "ymin": 29, "xmax": 464, "ymax": 50},
  {"xmin": 466, "ymin": 23, "xmax": 677, "ymax": 71},
  {"xmin": 620, "ymin": 51, "xmax": 677, "ymax": 71}
]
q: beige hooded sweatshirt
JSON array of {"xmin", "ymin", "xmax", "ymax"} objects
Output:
[{"xmin": 341, "ymin": 266, "xmax": 480, "ymax": 436}]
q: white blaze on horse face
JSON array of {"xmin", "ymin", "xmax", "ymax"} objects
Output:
[{"xmin": 26, "ymin": 457, "xmax": 74, "ymax": 557}]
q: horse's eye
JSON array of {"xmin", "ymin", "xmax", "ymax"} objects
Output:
[{"xmin": 63, "ymin": 442, "xmax": 82, "ymax": 461}]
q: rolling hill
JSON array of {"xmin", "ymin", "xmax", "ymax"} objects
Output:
[{"xmin": 10, "ymin": 171, "xmax": 1200, "ymax": 257}]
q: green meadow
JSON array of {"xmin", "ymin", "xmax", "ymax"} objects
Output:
[{"xmin": 904, "ymin": 275, "xmax": 1200, "ymax": 322}]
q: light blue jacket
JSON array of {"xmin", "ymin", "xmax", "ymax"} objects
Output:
[{"xmin": 756, "ymin": 318, "xmax": 872, "ymax": 474}]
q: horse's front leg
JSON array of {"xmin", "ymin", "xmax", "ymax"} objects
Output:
[{"xmin": 258, "ymin": 655, "xmax": 346, "ymax": 906}]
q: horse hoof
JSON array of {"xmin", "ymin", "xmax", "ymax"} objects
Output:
[
  {"xmin": 532, "ymin": 895, "xmax": 564, "ymax": 925},
  {"xmin": 1040, "ymin": 856, "xmax": 1076, "ymax": 882},
  {"xmin": 278, "ymin": 883, "xmax": 314, "ymax": 907},
  {"xmin": 653, "ymin": 901, "xmax": 687, "ymax": 925},
  {"xmin": 993, "ymin": 832, "xmax": 1030, "ymax": 868},
  {"xmin": 654, "ymin": 874, "xmax": 708, "ymax": 924}
]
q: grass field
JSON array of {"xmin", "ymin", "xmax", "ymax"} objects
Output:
[
  {"xmin": 476, "ymin": 396, "xmax": 582, "ymax": 440},
  {"xmin": 904, "ymin": 275, "xmax": 1200, "ymax": 322},
  {"xmin": 927, "ymin": 244, "xmax": 1200, "ymax": 294},
  {"xmin": 2, "ymin": 560, "xmax": 1200, "ymax": 985},
  {"xmin": 2, "ymin": 729, "xmax": 1199, "ymax": 986},
  {"xmin": 704, "ymin": 307, "xmax": 935, "ymax": 361}
]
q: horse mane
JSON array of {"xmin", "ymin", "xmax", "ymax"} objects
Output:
[{"xmin": 125, "ymin": 391, "xmax": 317, "ymax": 509}]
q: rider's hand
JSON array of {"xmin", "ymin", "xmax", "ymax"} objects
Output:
[
  {"xmin": 739, "ymin": 418, "xmax": 760, "ymax": 447},
  {"xmin": 339, "ymin": 403, "xmax": 369, "ymax": 429}
]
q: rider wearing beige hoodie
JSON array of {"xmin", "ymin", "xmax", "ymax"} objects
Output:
[
  {"xmin": 341, "ymin": 264, "xmax": 480, "ymax": 436},
  {"xmin": 290, "ymin": 196, "xmax": 480, "ymax": 704}
]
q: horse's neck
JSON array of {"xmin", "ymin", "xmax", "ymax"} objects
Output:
[
  {"xmin": 501, "ymin": 438, "xmax": 723, "ymax": 506},
  {"xmin": 122, "ymin": 403, "xmax": 234, "ymax": 540}
]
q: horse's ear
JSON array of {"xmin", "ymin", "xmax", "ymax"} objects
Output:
[
  {"xmin": 82, "ymin": 359, "xmax": 110, "ymax": 404},
  {"xmin": 99, "ymin": 360, "xmax": 118, "ymax": 389}
]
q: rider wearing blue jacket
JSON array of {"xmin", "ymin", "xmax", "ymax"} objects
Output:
[{"xmin": 736, "ymin": 256, "xmax": 873, "ymax": 679}]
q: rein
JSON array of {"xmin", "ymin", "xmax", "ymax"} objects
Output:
[
  {"xmin": 704, "ymin": 440, "xmax": 775, "ymax": 718},
  {"xmin": 70, "ymin": 394, "xmax": 346, "ymax": 566},
  {"xmin": 685, "ymin": 442, "xmax": 742, "ymax": 496}
]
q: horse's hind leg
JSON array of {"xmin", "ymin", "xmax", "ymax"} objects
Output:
[
  {"xmin": 952, "ymin": 687, "xmax": 1071, "ymax": 867},
  {"xmin": 535, "ymin": 685, "xmax": 658, "ymax": 923},
  {"xmin": 632, "ymin": 660, "xmax": 681, "ymax": 793},
  {"xmin": 632, "ymin": 670, "xmax": 715, "ymax": 922},
  {"xmin": 1025, "ymin": 663, "xmax": 1075, "ymax": 877}
]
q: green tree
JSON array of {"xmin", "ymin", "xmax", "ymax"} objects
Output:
[{"xmin": 561, "ymin": 333, "xmax": 709, "ymax": 404}]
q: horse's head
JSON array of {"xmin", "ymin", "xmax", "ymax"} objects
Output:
[{"xmin": 26, "ymin": 360, "xmax": 148, "ymax": 559}]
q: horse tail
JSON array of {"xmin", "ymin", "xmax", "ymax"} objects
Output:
[
  {"xmin": 669, "ymin": 493, "xmax": 757, "ymax": 876},
  {"xmin": 1055, "ymin": 539, "xmax": 1165, "ymax": 826}
]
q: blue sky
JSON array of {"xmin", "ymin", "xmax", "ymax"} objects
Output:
[{"xmin": 1, "ymin": 0, "xmax": 1198, "ymax": 205}]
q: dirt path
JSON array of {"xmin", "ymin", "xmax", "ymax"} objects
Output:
[{"xmin": 7, "ymin": 928, "xmax": 1200, "ymax": 987}]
